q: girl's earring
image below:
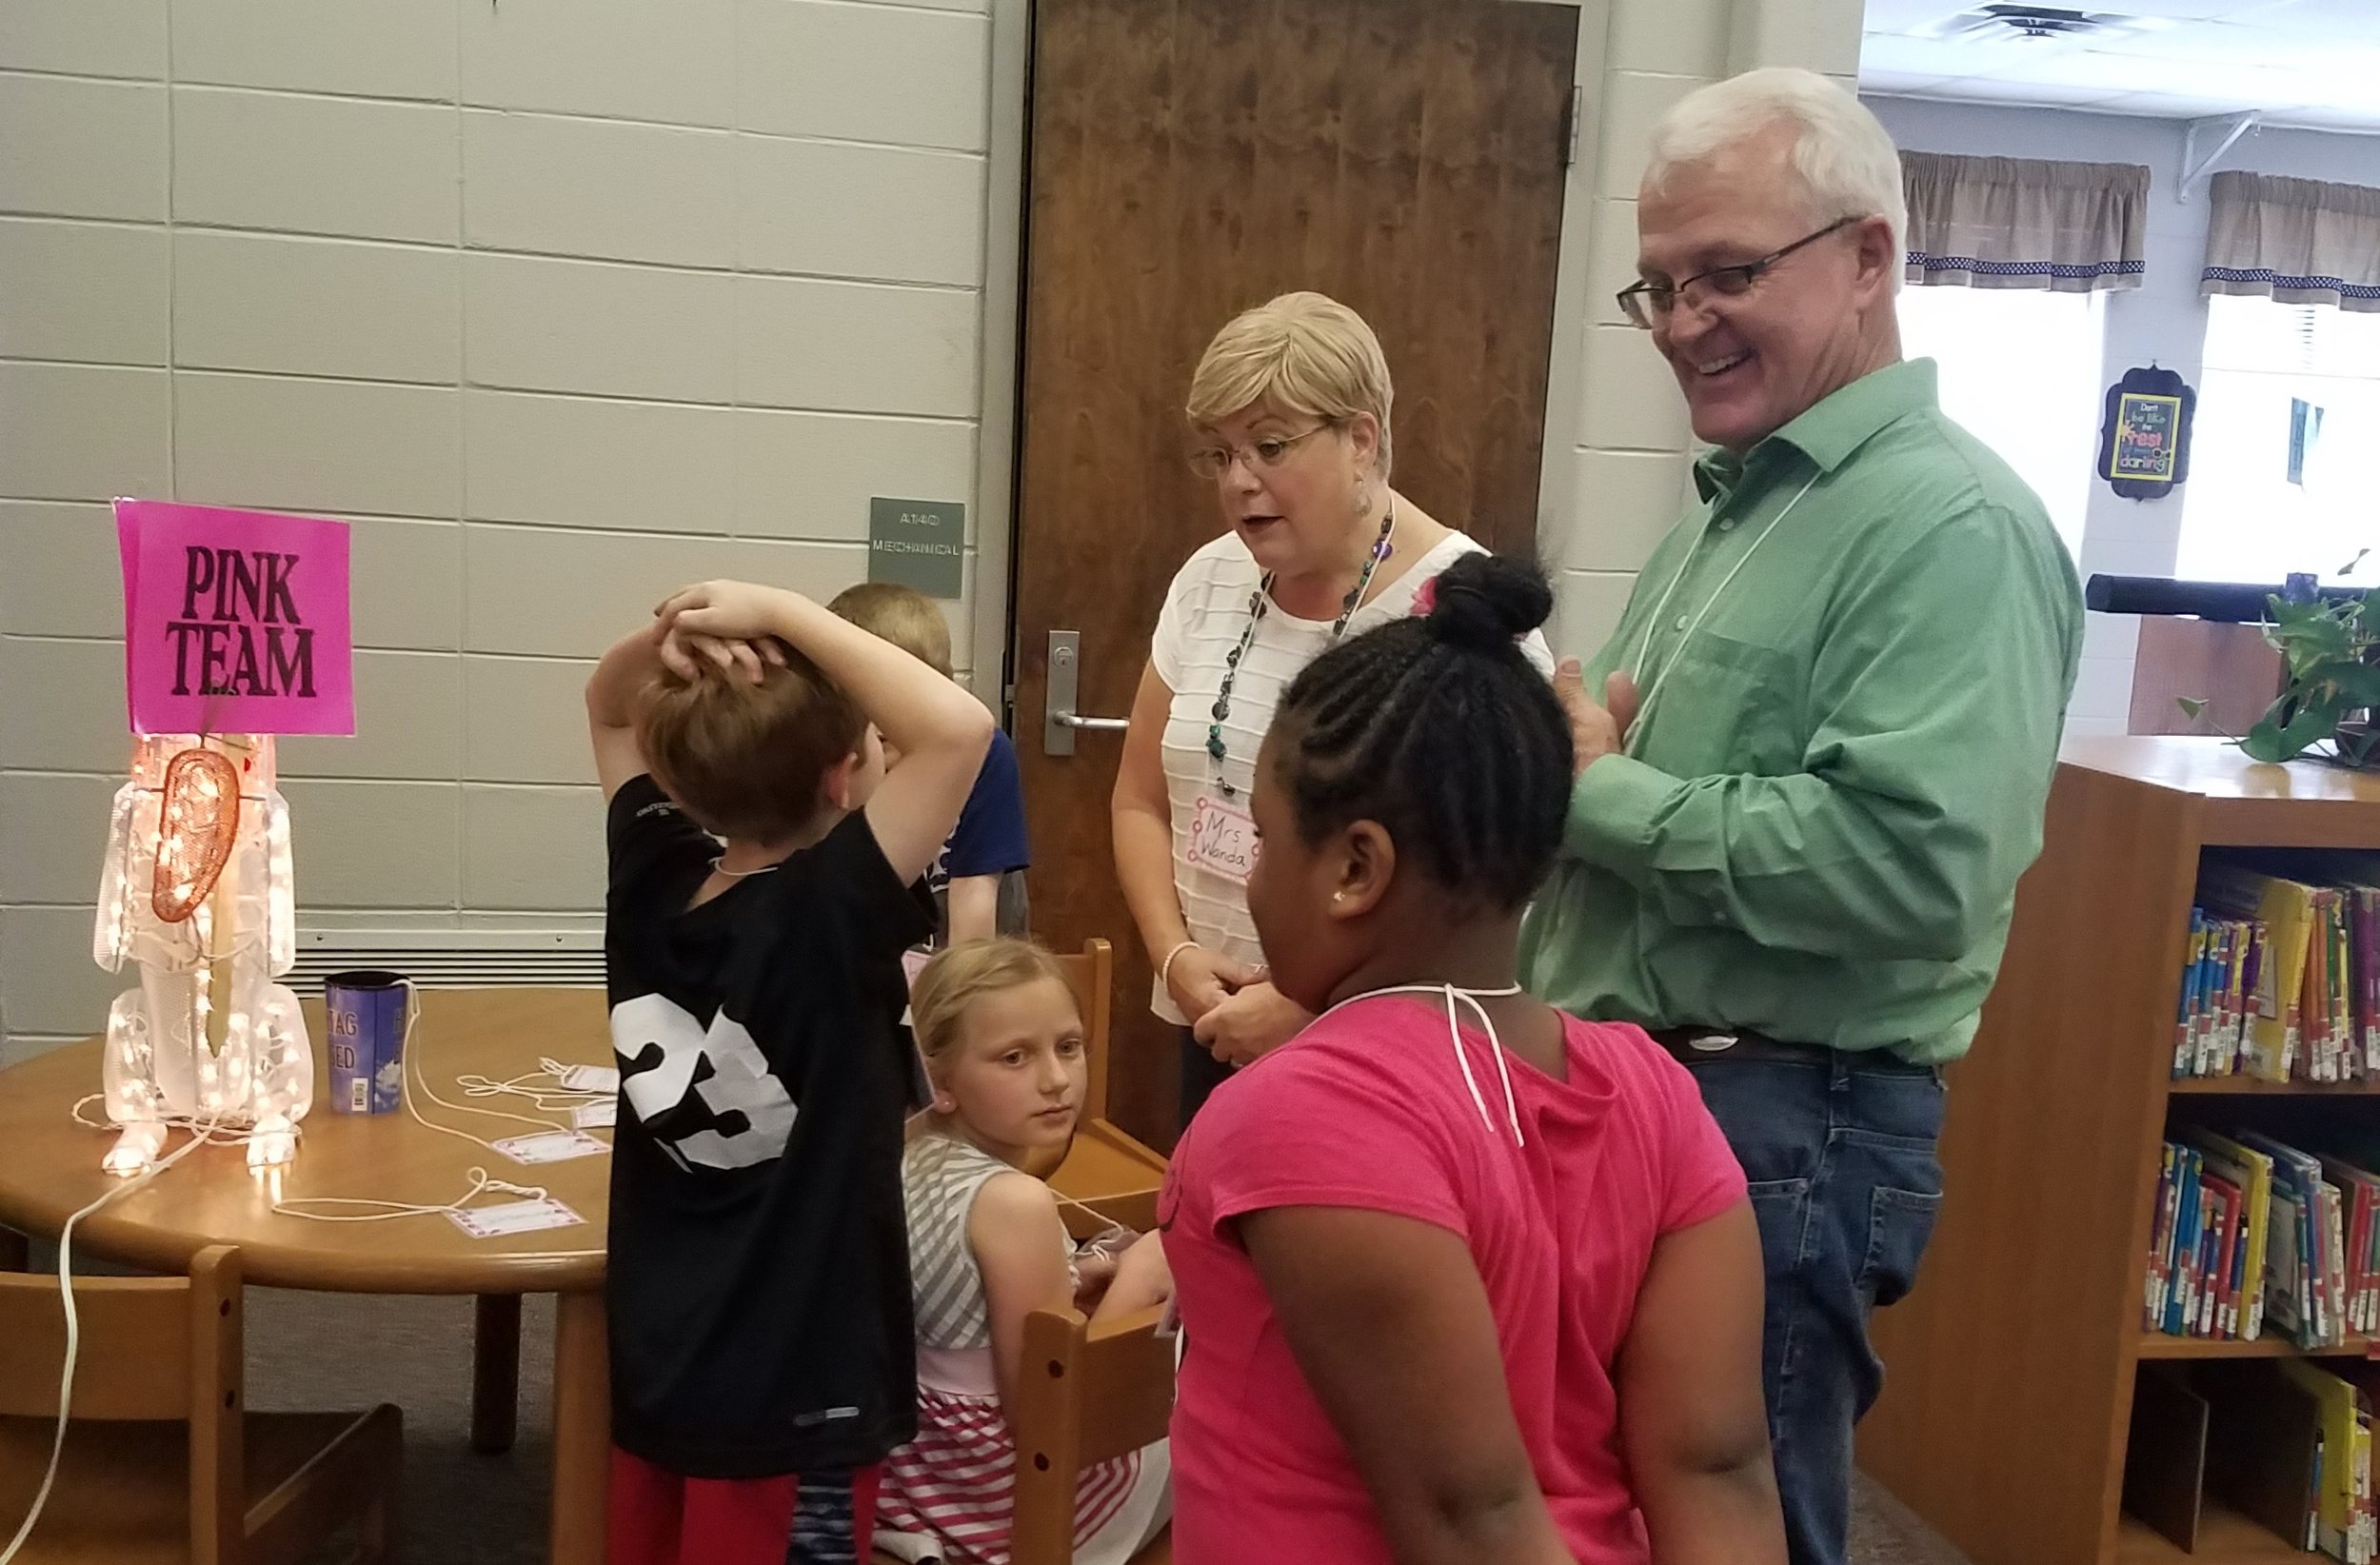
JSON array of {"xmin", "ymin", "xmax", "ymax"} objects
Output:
[
  {"xmin": 932, "ymin": 1095, "xmax": 955, "ymax": 1113},
  {"xmin": 1332, "ymin": 891, "xmax": 1347, "ymax": 903}
]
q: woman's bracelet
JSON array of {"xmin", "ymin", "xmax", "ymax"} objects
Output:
[{"xmin": 1158, "ymin": 940, "xmax": 1198, "ymax": 993}]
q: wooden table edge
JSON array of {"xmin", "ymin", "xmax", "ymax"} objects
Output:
[{"xmin": 0, "ymin": 1188, "xmax": 605, "ymax": 1296}]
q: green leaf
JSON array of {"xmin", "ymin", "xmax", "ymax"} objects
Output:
[
  {"xmin": 2271, "ymin": 594, "xmax": 2332, "ymax": 628},
  {"xmin": 2344, "ymin": 549, "xmax": 2371, "ymax": 579},
  {"xmin": 2177, "ymin": 696, "xmax": 2208, "ymax": 720},
  {"xmin": 2320, "ymin": 662, "xmax": 2380, "ymax": 708},
  {"xmin": 2243, "ymin": 715, "xmax": 2291, "ymax": 763},
  {"xmin": 2243, "ymin": 694, "xmax": 2348, "ymax": 763}
]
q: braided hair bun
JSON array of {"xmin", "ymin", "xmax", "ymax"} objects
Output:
[
  {"xmin": 1272, "ymin": 548, "xmax": 1570, "ymax": 912},
  {"xmin": 1423, "ymin": 551, "xmax": 1554, "ymax": 654}
]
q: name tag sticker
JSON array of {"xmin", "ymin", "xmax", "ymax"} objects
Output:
[
  {"xmin": 559, "ymin": 1063, "xmax": 619, "ymax": 1094},
  {"xmin": 1184, "ymin": 794, "xmax": 1259, "ymax": 885},
  {"xmin": 446, "ymin": 1197, "xmax": 585, "ymax": 1239},
  {"xmin": 491, "ymin": 1129, "xmax": 612, "ymax": 1165}
]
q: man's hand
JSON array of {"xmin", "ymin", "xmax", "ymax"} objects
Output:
[
  {"xmin": 1192, "ymin": 981, "xmax": 1313, "ymax": 1067},
  {"xmin": 1164, "ymin": 944, "xmax": 1263, "ymax": 1025},
  {"xmin": 1553, "ymin": 659, "xmax": 1640, "ymax": 778}
]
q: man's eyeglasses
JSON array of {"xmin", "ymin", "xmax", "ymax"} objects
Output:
[
  {"xmin": 1615, "ymin": 216, "xmax": 1863, "ymax": 329},
  {"xmin": 1186, "ymin": 423, "xmax": 1333, "ymax": 480}
]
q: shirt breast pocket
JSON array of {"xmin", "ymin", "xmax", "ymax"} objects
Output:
[{"xmin": 1642, "ymin": 632, "xmax": 1803, "ymax": 779}]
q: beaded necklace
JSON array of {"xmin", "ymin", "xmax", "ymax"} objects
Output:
[{"xmin": 1206, "ymin": 503, "xmax": 1398, "ymax": 799}]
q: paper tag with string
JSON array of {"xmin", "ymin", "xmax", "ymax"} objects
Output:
[
  {"xmin": 447, "ymin": 1197, "xmax": 584, "ymax": 1238},
  {"xmin": 573, "ymin": 1099, "xmax": 617, "ymax": 1130},
  {"xmin": 490, "ymin": 1129, "xmax": 611, "ymax": 1165},
  {"xmin": 558, "ymin": 1064, "xmax": 619, "ymax": 1094}
]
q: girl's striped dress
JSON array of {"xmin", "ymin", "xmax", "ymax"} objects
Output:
[{"xmin": 874, "ymin": 1134, "xmax": 1170, "ymax": 1565}]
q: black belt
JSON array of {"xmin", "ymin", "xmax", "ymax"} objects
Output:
[{"xmin": 1648, "ymin": 1026, "xmax": 1934, "ymax": 1076}]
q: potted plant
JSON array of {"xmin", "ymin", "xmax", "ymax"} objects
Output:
[{"xmin": 2182, "ymin": 560, "xmax": 2380, "ymax": 767}]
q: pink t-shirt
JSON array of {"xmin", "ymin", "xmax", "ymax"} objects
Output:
[{"xmin": 1160, "ymin": 997, "xmax": 1747, "ymax": 1564}]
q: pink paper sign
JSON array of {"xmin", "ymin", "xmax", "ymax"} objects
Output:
[{"xmin": 114, "ymin": 499, "xmax": 354, "ymax": 736}]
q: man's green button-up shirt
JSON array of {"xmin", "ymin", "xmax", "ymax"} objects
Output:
[{"xmin": 1520, "ymin": 358, "xmax": 2083, "ymax": 1064}]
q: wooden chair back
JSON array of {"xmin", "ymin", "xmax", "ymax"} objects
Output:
[
  {"xmin": 0, "ymin": 1244, "xmax": 244, "ymax": 1561},
  {"xmin": 1052, "ymin": 938, "xmax": 1115, "ymax": 1123},
  {"xmin": 1008, "ymin": 1304, "xmax": 1174, "ymax": 1564}
]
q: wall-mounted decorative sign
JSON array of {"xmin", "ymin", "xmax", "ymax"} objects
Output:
[{"xmin": 2096, "ymin": 365, "xmax": 2196, "ymax": 501}]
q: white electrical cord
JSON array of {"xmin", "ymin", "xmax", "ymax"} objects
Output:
[
  {"xmin": 268, "ymin": 993, "xmax": 608, "ymax": 1261},
  {"xmin": 0, "ymin": 1106, "xmax": 237, "ymax": 1565}
]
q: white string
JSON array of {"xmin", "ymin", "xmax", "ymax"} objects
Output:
[
  {"xmin": 1318, "ymin": 984, "xmax": 1529, "ymax": 1144},
  {"xmin": 451, "ymin": 1059, "xmax": 609, "ymax": 1116},
  {"xmin": 270, "ymin": 1166, "xmax": 550, "ymax": 1223},
  {"xmin": 267, "ymin": 989, "xmax": 608, "ymax": 1259},
  {"xmin": 1622, "ymin": 469, "xmax": 1822, "ymax": 752}
]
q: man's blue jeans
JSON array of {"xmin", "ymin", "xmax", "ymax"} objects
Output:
[{"xmin": 1683, "ymin": 1054, "xmax": 1947, "ymax": 1565}]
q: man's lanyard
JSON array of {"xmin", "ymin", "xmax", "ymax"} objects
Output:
[{"xmin": 1622, "ymin": 469, "xmax": 1821, "ymax": 756}]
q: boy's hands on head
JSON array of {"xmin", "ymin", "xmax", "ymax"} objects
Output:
[
  {"xmin": 660, "ymin": 624, "xmax": 782, "ymax": 684},
  {"xmin": 655, "ymin": 579, "xmax": 804, "ymax": 644}
]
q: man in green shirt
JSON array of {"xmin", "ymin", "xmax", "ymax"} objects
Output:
[{"xmin": 1520, "ymin": 69, "xmax": 2081, "ymax": 1565}]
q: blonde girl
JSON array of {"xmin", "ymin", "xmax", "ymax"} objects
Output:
[{"xmin": 873, "ymin": 940, "xmax": 1172, "ymax": 1565}]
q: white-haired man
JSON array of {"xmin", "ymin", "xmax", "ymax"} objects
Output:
[{"xmin": 1521, "ymin": 68, "xmax": 2082, "ymax": 1565}]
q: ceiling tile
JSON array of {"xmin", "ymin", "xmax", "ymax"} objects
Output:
[
  {"xmin": 1860, "ymin": 72, "xmax": 1964, "ymax": 93},
  {"xmin": 2227, "ymin": 0, "xmax": 2380, "ymax": 47},
  {"xmin": 1858, "ymin": 32, "xmax": 1985, "ymax": 75},
  {"xmin": 1862, "ymin": 0, "xmax": 1983, "ymax": 32},
  {"xmin": 1977, "ymin": 47, "xmax": 2309, "ymax": 101},
  {"xmin": 1913, "ymin": 76, "xmax": 2134, "ymax": 107}
]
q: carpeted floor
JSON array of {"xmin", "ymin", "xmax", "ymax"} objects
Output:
[{"xmin": 229, "ymin": 1288, "xmax": 1973, "ymax": 1564}]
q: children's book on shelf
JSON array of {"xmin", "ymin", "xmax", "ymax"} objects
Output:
[
  {"xmin": 2177, "ymin": 858, "xmax": 2380, "ymax": 1082},
  {"xmin": 2148, "ymin": 1131, "xmax": 2377, "ymax": 1349}
]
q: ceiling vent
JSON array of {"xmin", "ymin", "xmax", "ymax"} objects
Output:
[{"xmin": 1916, "ymin": 6, "xmax": 2166, "ymax": 44}]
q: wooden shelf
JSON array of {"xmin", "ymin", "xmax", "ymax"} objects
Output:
[
  {"xmin": 2170, "ymin": 1077, "xmax": 2380, "ymax": 1095},
  {"xmin": 1861, "ymin": 740, "xmax": 2380, "ymax": 1565},
  {"xmin": 2063, "ymin": 735, "xmax": 2380, "ymax": 850},
  {"xmin": 2117, "ymin": 1503, "xmax": 2309, "ymax": 1564},
  {"xmin": 2138, "ymin": 1333, "xmax": 2380, "ymax": 1359}
]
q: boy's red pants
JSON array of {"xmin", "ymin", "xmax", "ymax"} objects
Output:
[{"xmin": 606, "ymin": 1446, "xmax": 880, "ymax": 1565}]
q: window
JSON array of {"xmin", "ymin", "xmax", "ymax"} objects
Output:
[
  {"xmin": 1896, "ymin": 286, "xmax": 2106, "ymax": 559},
  {"xmin": 2177, "ymin": 295, "xmax": 2380, "ymax": 587}
]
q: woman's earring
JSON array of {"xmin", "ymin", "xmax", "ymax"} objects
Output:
[
  {"xmin": 1332, "ymin": 891, "xmax": 1347, "ymax": 903},
  {"xmin": 932, "ymin": 1095, "xmax": 955, "ymax": 1113}
]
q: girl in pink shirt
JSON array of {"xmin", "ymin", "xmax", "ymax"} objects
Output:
[{"xmin": 1160, "ymin": 553, "xmax": 1786, "ymax": 1565}]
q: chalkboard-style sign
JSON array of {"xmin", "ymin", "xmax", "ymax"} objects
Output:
[{"xmin": 2097, "ymin": 365, "xmax": 2195, "ymax": 501}]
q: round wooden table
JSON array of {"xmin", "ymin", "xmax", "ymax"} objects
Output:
[{"xmin": 0, "ymin": 986, "xmax": 615, "ymax": 1565}]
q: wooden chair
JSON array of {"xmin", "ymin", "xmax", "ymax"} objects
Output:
[
  {"xmin": 1052, "ymin": 938, "xmax": 1117, "ymax": 1123},
  {"xmin": 0, "ymin": 1244, "xmax": 402, "ymax": 1564},
  {"xmin": 1009, "ymin": 1304, "xmax": 1174, "ymax": 1565}
]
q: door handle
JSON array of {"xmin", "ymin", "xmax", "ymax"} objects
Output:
[{"xmin": 1043, "ymin": 630, "xmax": 1132, "ymax": 756}]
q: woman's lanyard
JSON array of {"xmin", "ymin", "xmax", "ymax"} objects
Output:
[
  {"xmin": 1622, "ymin": 469, "xmax": 1821, "ymax": 755},
  {"xmin": 1316, "ymin": 984, "xmax": 1529, "ymax": 1144}
]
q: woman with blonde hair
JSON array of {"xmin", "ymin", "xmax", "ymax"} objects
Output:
[{"xmin": 1111, "ymin": 291, "xmax": 1551, "ymax": 1126}]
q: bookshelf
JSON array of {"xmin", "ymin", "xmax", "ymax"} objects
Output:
[{"xmin": 1860, "ymin": 737, "xmax": 2380, "ymax": 1565}]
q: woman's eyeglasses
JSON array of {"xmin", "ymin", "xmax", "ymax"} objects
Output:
[
  {"xmin": 1185, "ymin": 423, "xmax": 1333, "ymax": 480},
  {"xmin": 1615, "ymin": 215, "xmax": 1863, "ymax": 329}
]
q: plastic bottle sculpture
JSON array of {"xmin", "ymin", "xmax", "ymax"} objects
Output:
[{"xmin": 91, "ymin": 734, "xmax": 310, "ymax": 1173}]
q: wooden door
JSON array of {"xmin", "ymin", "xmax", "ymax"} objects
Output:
[{"xmin": 1010, "ymin": 0, "xmax": 1580, "ymax": 1147}]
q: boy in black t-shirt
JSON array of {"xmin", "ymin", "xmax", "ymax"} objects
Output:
[{"xmin": 586, "ymin": 579, "xmax": 993, "ymax": 1565}]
